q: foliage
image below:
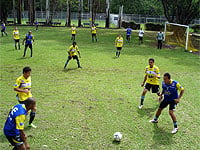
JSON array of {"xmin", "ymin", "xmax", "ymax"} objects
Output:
[{"xmin": 145, "ymin": 22, "xmax": 164, "ymax": 31}]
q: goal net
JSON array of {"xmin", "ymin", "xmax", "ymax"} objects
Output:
[{"xmin": 164, "ymin": 22, "xmax": 198, "ymax": 52}]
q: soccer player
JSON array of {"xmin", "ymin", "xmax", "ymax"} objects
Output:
[
  {"xmin": 139, "ymin": 58, "xmax": 160, "ymax": 109},
  {"xmin": 64, "ymin": 42, "xmax": 82, "ymax": 69},
  {"xmin": 4, "ymin": 98, "xmax": 35, "ymax": 150},
  {"xmin": 13, "ymin": 27, "xmax": 20, "ymax": 50},
  {"xmin": 157, "ymin": 30, "xmax": 164, "ymax": 49},
  {"xmin": 91, "ymin": 24, "xmax": 97, "ymax": 42},
  {"xmin": 14, "ymin": 67, "xmax": 37, "ymax": 128},
  {"xmin": 138, "ymin": 28, "xmax": 144, "ymax": 44},
  {"xmin": 149, "ymin": 73, "xmax": 184, "ymax": 134},
  {"xmin": 1, "ymin": 22, "xmax": 8, "ymax": 36},
  {"xmin": 71, "ymin": 24, "xmax": 77, "ymax": 41},
  {"xmin": 115, "ymin": 34, "xmax": 123, "ymax": 57},
  {"xmin": 22, "ymin": 31, "xmax": 34, "ymax": 57},
  {"xmin": 126, "ymin": 26, "xmax": 132, "ymax": 43}
]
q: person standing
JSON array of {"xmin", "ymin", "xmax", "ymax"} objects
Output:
[
  {"xmin": 139, "ymin": 58, "xmax": 160, "ymax": 109},
  {"xmin": 126, "ymin": 26, "xmax": 132, "ymax": 43},
  {"xmin": 157, "ymin": 30, "xmax": 164, "ymax": 49},
  {"xmin": 13, "ymin": 27, "xmax": 20, "ymax": 50},
  {"xmin": 22, "ymin": 31, "xmax": 34, "ymax": 57},
  {"xmin": 149, "ymin": 73, "xmax": 184, "ymax": 134},
  {"xmin": 1, "ymin": 22, "xmax": 8, "ymax": 36},
  {"xmin": 14, "ymin": 67, "xmax": 37, "ymax": 128},
  {"xmin": 115, "ymin": 34, "xmax": 124, "ymax": 58},
  {"xmin": 71, "ymin": 24, "xmax": 77, "ymax": 41},
  {"xmin": 138, "ymin": 28, "xmax": 144, "ymax": 44},
  {"xmin": 91, "ymin": 24, "xmax": 97, "ymax": 42},
  {"xmin": 35, "ymin": 20, "xmax": 39, "ymax": 31},
  {"xmin": 4, "ymin": 98, "xmax": 36, "ymax": 150},
  {"xmin": 64, "ymin": 42, "xmax": 82, "ymax": 69}
]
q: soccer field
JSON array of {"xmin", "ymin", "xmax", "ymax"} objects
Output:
[{"xmin": 0, "ymin": 26, "xmax": 200, "ymax": 150}]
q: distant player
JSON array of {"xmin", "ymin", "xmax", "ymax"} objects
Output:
[
  {"xmin": 138, "ymin": 28, "xmax": 144, "ymax": 44},
  {"xmin": 91, "ymin": 24, "xmax": 97, "ymax": 42},
  {"xmin": 150, "ymin": 73, "xmax": 184, "ymax": 134},
  {"xmin": 139, "ymin": 58, "xmax": 160, "ymax": 109},
  {"xmin": 14, "ymin": 67, "xmax": 37, "ymax": 128},
  {"xmin": 157, "ymin": 30, "xmax": 164, "ymax": 49},
  {"xmin": 1, "ymin": 22, "xmax": 8, "ymax": 36},
  {"xmin": 115, "ymin": 34, "xmax": 123, "ymax": 57},
  {"xmin": 4, "ymin": 98, "xmax": 36, "ymax": 150},
  {"xmin": 126, "ymin": 26, "xmax": 132, "ymax": 43},
  {"xmin": 13, "ymin": 27, "xmax": 20, "ymax": 50},
  {"xmin": 23, "ymin": 31, "xmax": 34, "ymax": 57},
  {"xmin": 64, "ymin": 42, "xmax": 82, "ymax": 69},
  {"xmin": 71, "ymin": 24, "xmax": 77, "ymax": 41}
]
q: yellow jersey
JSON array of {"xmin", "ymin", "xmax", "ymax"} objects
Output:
[
  {"xmin": 145, "ymin": 65, "xmax": 160, "ymax": 85},
  {"xmin": 13, "ymin": 30, "xmax": 20, "ymax": 40},
  {"xmin": 71, "ymin": 27, "xmax": 76, "ymax": 34},
  {"xmin": 68, "ymin": 45, "xmax": 79, "ymax": 56},
  {"xmin": 91, "ymin": 27, "xmax": 97, "ymax": 34},
  {"xmin": 14, "ymin": 75, "xmax": 32, "ymax": 101},
  {"xmin": 115, "ymin": 37, "xmax": 123, "ymax": 47}
]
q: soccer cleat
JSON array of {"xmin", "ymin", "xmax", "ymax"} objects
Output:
[
  {"xmin": 138, "ymin": 105, "xmax": 143, "ymax": 109},
  {"xmin": 171, "ymin": 128, "xmax": 178, "ymax": 134},
  {"xmin": 149, "ymin": 119, "xmax": 158, "ymax": 123},
  {"xmin": 28, "ymin": 123, "xmax": 37, "ymax": 128},
  {"xmin": 78, "ymin": 66, "xmax": 82, "ymax": 68}
]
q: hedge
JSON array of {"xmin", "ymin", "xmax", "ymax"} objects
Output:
[
  {"xmin": 145, "ymin": 22, "xmax": 164, "ymax": 31},
  {"xmin": 122, "ymin": 21, "xmax": 140, "ymax": 30}
]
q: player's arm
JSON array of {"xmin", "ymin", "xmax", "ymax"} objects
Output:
[
  {"xmin": 174, "ymin": 83, "xmax": 184, "ymax": 103},
  {"xmin": 141, "ymin": 75, "xmax": 147, "ymax": 87},
  {"xmin": 32, "ymin": 36, "xmax": 35, "ymax": 43},
  {"xmin": 14, "ymin": 80, "xmax": 29, "ymax": 93}
]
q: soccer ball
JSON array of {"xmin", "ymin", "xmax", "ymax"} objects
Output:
[
  {"xmin": 113, "ymin": 132, "xmax": 122, "ymax": 141},
  {"xmin": 189, "ymin": 50, "xmax": 192, "ymax": 53}
]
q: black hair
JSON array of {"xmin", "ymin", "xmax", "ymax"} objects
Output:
[
  {"xmin": 164, "ymin": 73, "xmax": 171, "ymax": 79},
  {"xmin": 25, "ymin": 97, "xmax": 36, "ymax": 107},
  {"xmin": 149, "ymin": 58, "xmax": 154, "ymax": 62},
  {"xmin": 23, "ymin": 67, "xmax": 31, "ymax": 73},
  {"xmin": 72, "ymin": 41, "xmax": 77, "ymax": 45}
]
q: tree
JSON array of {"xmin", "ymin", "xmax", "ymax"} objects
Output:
[
  {"xmin": 17, "ymin": 0, "xmax": 22, "ymax": 24},
  {"xmin": 161, "ymin": 0, "xmax": 200, "ymax": 25},
  {"xmin": 46, "ymin": 0, "xmax": 50, "ymax": 24},
  {"xmin": 105, "ymin": 0, "xmax": 110, "ymax": 28},
  {"xmin": 65, "ymin": 0, "xmax": 71, "ymax": 27},
  {"xmin": 78, "ymin": 0, "xmax": 83, "ymax": 27},
  {"xmin": 28, "ymin": 0, "xmax": 35, "ymax": 24}
]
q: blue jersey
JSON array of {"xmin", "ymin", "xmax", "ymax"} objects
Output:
[
  {"xmin": 162, "ymin": 80, "xmax": 184, "ymax": 102},
  {"xmin": 2, "ymin": 23, "xmax": 5, "ymax": 30},
  {"xmin": 4, "ymin": 104, "xmax": 27, "ymax": 136},
  {"xmin": 126, "ymin": 28, "xmax": 132, "ymax": 35},
  {"xmin": 25, "ymin": 34, "xmax": 34, "ymax": 45}
]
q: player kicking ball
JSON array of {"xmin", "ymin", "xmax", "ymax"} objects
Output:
[
  {"xmin": 149, "ymin": 73, "xmax": 184, "ymax": 134},
  {"xmin": 64, "ymin": 42, "xmax": 82, "ymax": 69}
]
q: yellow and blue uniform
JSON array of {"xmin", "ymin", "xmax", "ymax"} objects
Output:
[
  {"xmin": 14, "ymin": 75, "xmax": 32, "ymax": 102},
  {"xmin": 162, "ymin": 80, "xmax": 184, "ymax": 102},
  {"xmin": 13, "ymin": 30, "xmax": 20, "ymax": 40},
  {"xmin": 71, "ymin": 27, "xmax": 77, "ymax": 35},
  {"xmin": 68, "ymin": 45, "xmax": 79, "ymax": 57},
  {"xmin": 115, "ymin": 37, "xmax": 123, "ymax": 48},
  {"xmin": 145, "ymin": 65, "xmax": 160, "ymax": 85},
  {"xmin": 4, "ymin": 104, "xmax": 27, "ymax": 137}
]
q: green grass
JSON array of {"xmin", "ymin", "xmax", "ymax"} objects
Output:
[{"xmin": 0, "ymin": 26, "xmax": 200, "ymax": 150}]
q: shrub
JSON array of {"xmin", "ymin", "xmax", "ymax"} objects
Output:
[{"xmin": 145, "ymin": 22, "xmax": 164, "ymax": 31}]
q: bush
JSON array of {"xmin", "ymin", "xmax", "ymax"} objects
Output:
[
  {"xmin": 191, "ymin": 24, "xmax": 200, "ymax": 33},
  {"xmin": 145, "ymin": 22, "xmax": 164, "ymax": 31},
  {"xmin": 122, "ymin": 21, "xmax": 140, "ymax": 30}
]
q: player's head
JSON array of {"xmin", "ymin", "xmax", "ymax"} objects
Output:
[
  {"xmin": 15, "ymin": 27, "xmax": 18, "ymax": 30},
  {"xmin": 25, "ymin": 97, "xmax": 36, "ymax": 111},
  {"xmin": 72, "ymin": 41, "xmax": 77, "ymax": 46},
  {"xmin": 118, "ymin": 34, "xmax": 121, "ymax": 37},
  {"xmin": 23, "ymin": 67, "xmax": 31, "ymax": 79},
  {"xmin": 28, "ymin": 31, "xmax": 32, "ymax": 34},
  {"xmin": 149, "ymin": 58, "xmax": 154, "ymax": 67},
  {"xmin": 73, "ymin": 24, "xmax": 75, "ymax": 27},
  {"xmin": 163, "ymin": 73, "xmax": 171, "ymax": 84}
]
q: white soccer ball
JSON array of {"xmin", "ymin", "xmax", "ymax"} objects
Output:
[
  {"xmin": 113, "ymin": 132, "xmax": 122, "ymax": 141},
  {"xmin": 189, "ymin": 50, "xmax": 192, "ymax": 53}
]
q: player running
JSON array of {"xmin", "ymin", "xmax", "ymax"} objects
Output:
[
  {"xmin": 149, "ymin": 73, "xmax": 184, "ymax": 134},
  {"xmin": 139, "ymin": 58, "xmax": 160, "ymax": 109},
  {"xmin": 4, "ymin": 98, "xmax": 36, "ymax": 150},
  {"xmin": 1, "ymin": 22, "xmax": 8, "ymax": 36},
  {"xmin": 64, "ymin": 42, "xmax": 82, "ymax": 69},
  {"xmin": 14, "ymin": 67, "xmax": 37, "ymax": 128},
  {"xmin": 138, "ymin": 28, "xmax": 144, "ymax": 44},
  {"xmin": 23, "ymin": 31, "xmax": 34, "ymax": 57},
  {"xmin": 157, "ymin": 30, "xmax": 164, "ymax": 49},
  {"xmin": 115, "ymin": 34, "xmax": 124, "ymax": 57},
  {"xmin": 71, "ymin": 24, "xmax": 77, "ymax": 41},
  {"xmin": 126, "ymin": 26, "xmax": 132, "ymax": 43},
  {"xmin": 13, "ymin": 27, "xmax": 20, "ymax": 50},
  {"xmin": 91, "ymin": 24, "xmax": 97, "ymax": 42}
]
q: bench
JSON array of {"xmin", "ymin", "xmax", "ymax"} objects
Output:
[
  {"xmin": 83, "ymin": 23, "xmax": 99, "ymax": 27},
  {"xmin": 52, "ymin": 22, "xmax": 61, "ymax": 26},
  {"xmin": 7, "ymin": 21, "xmax": 14, "ymax": 24}
]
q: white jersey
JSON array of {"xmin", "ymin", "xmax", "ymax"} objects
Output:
[{"xmin": 138, "ymin": 30, "xmax": 144, "ymax": 37}]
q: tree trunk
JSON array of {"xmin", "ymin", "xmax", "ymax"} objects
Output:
[
  {"xmin": 78, "ymin": 0, "xmax": 82, "ymax": 27},
  {"xmin": 13, "ymin": 0, "xmax": 16, "ymax": 24},
  {"xmin": 105, "ymin": 0, "xmax": 110, "ymax": 28},
  {"xmin": 17, "ymin": 0, "xmax": 22, "ymax": 24},
  {"xmin": 46, "ymin": 0, "xmax": 50, "ymax": 24},
  {"xmin": 118, "ymin": 5, "xmax": 123, "ymax": 28},
  {"xmin": 66, "ymin": 0, "xmax": 71, "ymax": 27},
  {"xmin": 28, "ymin": 0, "xmax": 35, "ymax": 24}
]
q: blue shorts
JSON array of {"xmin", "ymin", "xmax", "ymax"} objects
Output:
[
  {"xmin": 159, "ymin": 99, "xmax": 177, "ymax": 110},
  {"xmin": 5, "ymin": 135, "xmax": 23, "ymax": 146}
]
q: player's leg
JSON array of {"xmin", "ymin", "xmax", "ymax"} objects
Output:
[
  {"xmin": 160, "ymin": 41, "xmax": 162, "ymax": 49},
  {"xmin": 169, "ymin": 102, "xmax": 178, "ymax": 133},
  {"xmin": 152, "ymin": 85, "xmax": 160, "ymax": 100},
  {"xmin": 139, "ymin": 83, "xmax": 150, "ymax": 108},
  {"xmin": 29, "ymin": 44, "xmax": 33, "ymax": 57},
  {"xmin": 1, "ymin": 30, "xmax": 3, "ymax": 36},
  {"xmin": 5, "ymin": 135, "xmax": 26, "ymax": 150},
  {"xmin": 29, "ymin": 105, "xmax": 37, "ymax": 128},
  {"xmin": 117, "ymin": 49, "xmax": 122, "ymax": 57},
  {"xmin": 23, "ymin": 44, "xmax": 28, "ymax": 57},
  {"xmin": 14, "ymin": 40, "xmax": 17, "ymax": 50},
  {"xmin": 64, "ymin": 56, "xmax": 72, "ymax": 69},
  {"xmin": 141, "ymin": 37, "xmax": 143, "ymax": 44},
  {"xmin": 95, "ymin": 35, "xmax": 97, "ymax": 42},
  {"xmin": 74, "ymin": 56, "xmax": 82, "ymax": 68},
  {"xmin": 18, "ymin": 40, "xmax": 20, "ymax": 50}
]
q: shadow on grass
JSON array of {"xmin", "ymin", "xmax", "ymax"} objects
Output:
[
  {"xmin": 63, "ymin": 68, "xmax": 78, "ymax": 72},
  {"xmin": 16, "ymin": 57, "xmax": 31, "ymax": 60},
  {"xmin": 112, "ymin": 140, "xmax": 121, "ymax": 145},
  {"xmin": 151, "ymin": 124, "xmax": 174, "ymax": 148},
  {"xmin": 137, "ymin": 104, "xmax": 158, "ymax": 118},
  {"xmin": 0, "ymin": 134, "xmax": 8, "ymax": 143}
]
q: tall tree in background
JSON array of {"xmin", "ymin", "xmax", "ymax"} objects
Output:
[
  {"xmin": 66, "ymin": 0, "xmax": 71, "ymax": 27},
  {"xmin": 13, "ymin": 0, "xmax": 16, "ymax": 23},
  {"xmin": 105, "ymin": 0, "xmax": 110, "ymax": 28},
  {"xmin": 17, "ymin": 0, "xmax": 22, "ymax": 24},
  {"xmin": 161, "ymin": 0, "xmax": 200, "ymax": 25},
  {"xmin": 78, "ymin": 0, "xmax": 83, "ymax": 27},
  {"xmin": 28, "ymin": 0, "xmax": 35, "ymax": 24},
  {"xmin": 46, "ymin": 0, "xmax": 50, "ymax": 24}
]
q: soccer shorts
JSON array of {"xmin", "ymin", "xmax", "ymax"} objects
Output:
[
  {"xmin": 92, "ymin": 34, "xmax": 96, "ymax": 37},
  {"xmin": 15, "ymin": 39, "xmax": 20, "ymax": 42},
  {"xmin": 1, "ymin": 29, "xmax": 5, "ymax": 32},
  {"xmin": 126, "ymin": 35, "xmax": 131, "ymax": 39},
  {"xmin": 68, "ymin": 55, "xmax": 79, "ymax": 61},
  {"xmin": 145, "ymin": 83, "xmax": 159, "ymax": 93},
  {"xmin": 159, "ymin": 99, "xmax": 177, "ymax": 110},
  {"xmin": 25, "ymin": 44, "xmax": 32, "ymax": 49},
  {"xmin": 139, "ymin": 36, "xmax": 143, "ymax": 41},
  {"xmin": 116, "ymin": 47, "xmax": 122, "ymax": 50},
  {"xmin": 72, "ymin": 34, "xmax": 76, "ymax": 37},
  {"xmin": 5, "ymin": 135, "xmax": 23, "ymax": 146}
]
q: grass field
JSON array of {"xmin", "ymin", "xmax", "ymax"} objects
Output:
[{"xmin": 0, "ymin": 26, "xmax": 200, "ymax": 150}]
